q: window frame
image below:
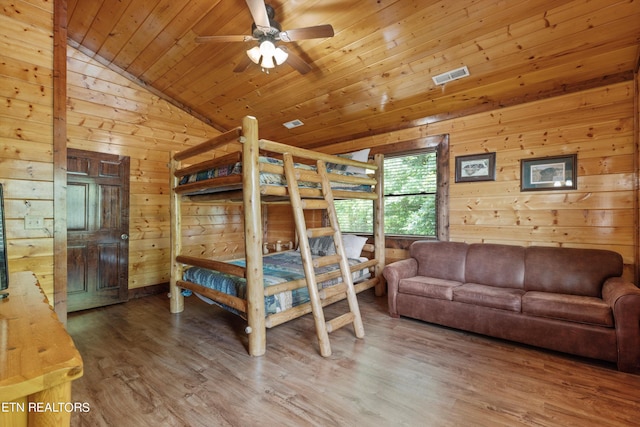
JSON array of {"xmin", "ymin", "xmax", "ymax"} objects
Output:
[
  {"xmin": 333, "ymin": 134, "xmax": 450, "ymax": 242},
  {"xmin": 381, "ymin": 149, "xmax": 439, "ymax": 238}
]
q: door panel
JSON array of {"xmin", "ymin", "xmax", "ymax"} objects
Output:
[
  {"xmin": 67, "ymin": 244, "xmax": 89, "ymax": 294},
  {"xmin": 67, "ymin": 149, "xmax": 130, "ymax": 312}
]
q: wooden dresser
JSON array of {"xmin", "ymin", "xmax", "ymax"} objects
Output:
[{"xmin": 0, "ymin": 271, "xmax": 83, "ymax": 426}]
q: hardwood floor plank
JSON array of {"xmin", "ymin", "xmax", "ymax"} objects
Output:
[{"xmin": 67, "ymin": 291, "xmax": 640, "ymax": 426}]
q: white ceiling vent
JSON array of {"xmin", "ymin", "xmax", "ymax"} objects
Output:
[
  {"xmin": 432, "ymin": 66, "xmax": 470, "ymax": 86},
  {"xmin": 283, "ymin": 119, "xmax": 304, "ymax": 129}
]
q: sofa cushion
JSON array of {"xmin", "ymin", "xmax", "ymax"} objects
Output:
[
  {"xmin": 398, "ymin": 276, "xmax": 462, "ymax": 301},
  {"xmin": 410, "ymin": 241, "xmax": 468, "ymax": 282},
  {"xmin": 522, "ymin": 291, "xmax": 614, "ymax": 327},
  {"xmin": 453, "ymin": 283, "xmax": 525, "ymax": 312},
  {"xmin": 524, "ymin": 247, "xmax": 623, "ymax": 297},
  {"xmin": 465, "ymin": 244, "xmax": 525, "ymax": 289}
]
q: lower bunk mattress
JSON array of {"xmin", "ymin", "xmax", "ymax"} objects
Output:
[{"xmin": 182, "ymin": 250, "xmax": 370, "ymax": 316}]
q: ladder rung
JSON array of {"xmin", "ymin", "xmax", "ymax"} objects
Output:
[
  {"xmin": 307, "ymin": 227, "xmax": 335, "ymax": 238},
  {"xmin": 319, "ymin": 283, "xmax": 346, "ymax": 300},
  {"xmin": 326, "ymin": 312, "xmax": 355, "ymax": 333},
  {"xmin": 282, "ymin": 152, "xmax": 365, "ymax": 356},
  {"xmin": 301, "ymin": 199, "xmax": 329, "ymax": 210},
  {"xmin": 313, "ymin": 254, "xmax": 342, "ymax": 268}
]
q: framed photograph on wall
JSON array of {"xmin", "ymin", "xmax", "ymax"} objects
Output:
[
  {"xmin": 455, "ymin": 152, "xmax": 496, "ymax": 183},
  {"xmin": 521, "ymin": 154, "xmax": 577, "ymax": 191}
]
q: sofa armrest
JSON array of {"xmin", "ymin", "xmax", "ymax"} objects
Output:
[
  {"xmin": 603, "ymin": 277, "xmax": 640, "ymax": 373},
  {"xmin": 383, "ymin": 258, "xmax": 418, "ymax": 317}
]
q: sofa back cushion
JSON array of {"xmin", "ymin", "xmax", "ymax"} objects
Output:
[
  {"xmin": 410, "ymin": 241, "xmax": 468, "ymax": 282},
  {"xmin": 524, "ymin": 247, "xmax": 623, "ymax": 297},
  {"xmin": 465, "ymin": 243, "xmax": 525, "ymax": 289}
]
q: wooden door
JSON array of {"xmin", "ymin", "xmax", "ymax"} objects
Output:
[{"xmin": 67, "ymin": 149, "xmax": 130, "ymax": 312}]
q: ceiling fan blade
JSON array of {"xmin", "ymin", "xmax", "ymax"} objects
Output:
[
  {"xmin": 279, "ymin": 25, "xmax": 334, "ymax": 42},
  {"xmin": 245, "ymin": 0, "xmax": 271, "ymax": 31},
  {"xmin": 233, "ymin": 54, "xmax": 253, "ymax": 73},
  {"xmin": 195, "ymin": 35, "xmax": 255, "ymax": 43},
  {"xmin": 283, "ymin": 48, "xmax": 312, "ymax": 74}
]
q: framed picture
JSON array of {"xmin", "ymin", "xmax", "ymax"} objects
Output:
[
  {"xmin": 455, "ymin": 152, "xmax": 496, "ymax": 183},
  {"xmin": 521, "ymin": 154, "xmax": 577, "ymax": 191}
]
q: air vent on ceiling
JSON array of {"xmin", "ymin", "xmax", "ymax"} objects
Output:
[
  {"xmin": 432, "ymin": 66, "xmax": 470, "ymax": 86},
  {"xmin": 283, "ymin": 119, "xmax": 304, "ymax": 129}
]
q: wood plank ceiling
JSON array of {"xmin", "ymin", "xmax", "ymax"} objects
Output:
[{"xmin": 66, "ymin": 0, "xmax": 640, "ymax": 149}]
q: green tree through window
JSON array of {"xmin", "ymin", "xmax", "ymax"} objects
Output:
[{"xmin": 335, "ymin": 151, "xmax": 437, "ymax": 236}]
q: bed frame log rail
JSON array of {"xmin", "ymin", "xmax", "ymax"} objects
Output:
[
  {"xmin": 174, "ymin": 275, "xmax": 380, "ymax": 330},
  {"xmin": 169, "ymin": 115, "xmax": 385, "ymax": 356}
]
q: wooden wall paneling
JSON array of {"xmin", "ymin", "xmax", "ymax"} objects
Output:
[
  {"xmin": 450, "ymin": 123, "xmax": 634, "ymax": 162},
  {"xmin": 66, "ymin": 45, "xmax": 224, "ymax": 291},
  {"xmin": 447, "ymin": 112, "xmax": 633, "ymax": 153},
  {"xmin": 0, "ymin": 0, "xmax": 55, "ymax": 300},
  {"xmin": 0, "ymin": 158, "xmax": 53, "ymax": 182},
  {"xmin": 314, "ymin": 81, "xmax": 637, "ymax": 281},
  {"xmin": 265, "ymin": 204, "xmax": 296, "ymax": 246},
  {"xmin": 448, "ymin": 207, "xmax": 636, "ymax": 229},
  {"xmin": 1, "ymin": 3, "xmax": 53, "ymax": 45},
  {"xmin": 179, "ymin": 202, "xmax": 245, "ymax": 261},
  {"xmin": 446, "ymin": 83, "xmax": 636, "ymax": 281}
]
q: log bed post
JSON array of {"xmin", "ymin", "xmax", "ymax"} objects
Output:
[
  {"xmin": 169, "ymin": 152, "xmax": 184, "ymax": 313},
  {"xmin": 242, "ymin": 116, "xmax": 266, "ymax": 356},
  {"xmin": 374, "ymin": 153, "xmax": 386, "ymax": 296}
]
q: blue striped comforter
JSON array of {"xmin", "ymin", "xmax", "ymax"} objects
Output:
[{"xmin": 182, "ymin": 250, "xmax": 370, "ymax": 316}]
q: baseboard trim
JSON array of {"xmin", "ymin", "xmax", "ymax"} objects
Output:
[{"xmin": 128, "ymin": 282, "xmax": 169, "ymax": 300}]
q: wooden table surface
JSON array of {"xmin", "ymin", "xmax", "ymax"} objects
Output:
[{"xmin": 0, "ymin": 271, "xmax": 83, "ymax": 426}]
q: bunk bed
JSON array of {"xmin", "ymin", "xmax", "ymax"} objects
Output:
[{"xmin": 169, "ymin": 115, "xmax": 385, "ymax": 356}]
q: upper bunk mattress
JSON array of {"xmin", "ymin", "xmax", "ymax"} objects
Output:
[{"xmin": 178, "ymin": 156, "xmax": 371, "ymax": 192}]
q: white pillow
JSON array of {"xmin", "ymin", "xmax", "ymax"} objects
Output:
[
  {"xmin": 306, "ymin": 234, "xmax": 367, "ymax": 259},
  {"xmin": 342, "ymin": 234, "xmax": 368, "ymax": 259},
  {"xmin": 327, "ymin": 148, "xmax": 371, "ymax": 174},
  {"xmin": 345, "ymin": 148, "xmax": 370, "ymax": 174}
]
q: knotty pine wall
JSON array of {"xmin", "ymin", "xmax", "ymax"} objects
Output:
[
  {"xmin": 68, "ymin": 45, "xmax": 300, "ymax": 288},
  {"xmin": 329, "ymin": 80, "xmax": 638, "ymax": 281},
  {"xmin": 0, "ymin": 0, "xmax": 55, "ymax": 296},
  {"xmin": 66, "ymin": 46, "xmax": 226, "ymax": 290}
]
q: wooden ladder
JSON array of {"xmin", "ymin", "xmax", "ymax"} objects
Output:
[{"xmin": 282, "ymin": 153, "xmax": 365, "ymax": 357}]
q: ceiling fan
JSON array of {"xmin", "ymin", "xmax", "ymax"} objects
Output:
[{"xmin": 195, "ymin": 0, "xmax": 334, "ymax": 74}]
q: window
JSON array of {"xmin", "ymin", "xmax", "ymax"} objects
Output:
[{"xmin": 335, "ymin": 151, "xmax": 438, "ymax": 237}]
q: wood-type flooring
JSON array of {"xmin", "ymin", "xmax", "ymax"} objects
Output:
[{"xmin": 67, "ymin": 290, "xmax": 640, "ymax": 426}]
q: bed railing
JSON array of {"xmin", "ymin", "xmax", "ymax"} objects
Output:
[{"xmin": 169, "ymin": 116, "xmax": 385, "ymax": 356}]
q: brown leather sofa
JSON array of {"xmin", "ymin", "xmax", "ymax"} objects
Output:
[{"xmin": 383, "ymin": 241, "xmax": 640, "ymax": 373}]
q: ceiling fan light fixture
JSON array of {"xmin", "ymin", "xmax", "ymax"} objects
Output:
[
  {"xmin": 260, "ymin": 53, "xmax": 276, "ymax": 69},
  {"xmin": 273, "ymin": 47, "xmax": 288, "ymax": 65},
  {"xmin": 198, "ymin": 3, "xmax": 334, "ymax": 75},
  {"xmin": 259, "ymin": 40, "xmax": 276, "ymax": 57},
  {"xmin": 246, "ymin": 46, "xmax": 261, "ymax": 64}
]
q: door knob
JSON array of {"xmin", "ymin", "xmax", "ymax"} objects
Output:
[{"xmin": 121, "ymin": 233, "xmax": 129, "ymax": 240}]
